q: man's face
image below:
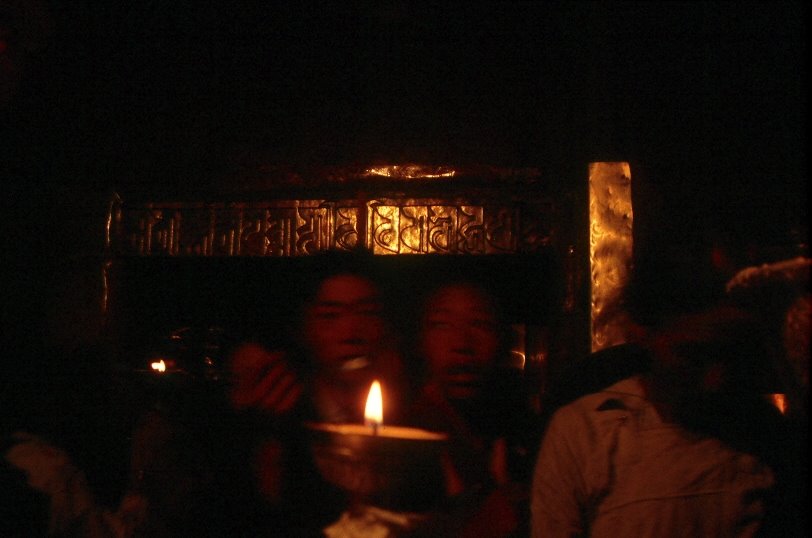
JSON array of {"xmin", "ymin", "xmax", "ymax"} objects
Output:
[
  {"xmin": 421, "ymin": 284, "xmax": 501, "ymax": 402},
  {"xmin": 302, "ymin": 274, "xmax": 385, "ymax": 373}
]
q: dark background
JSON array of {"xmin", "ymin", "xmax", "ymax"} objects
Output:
[{"xmin": 1, "ymin": 1, "xmax": 807, "ymax": 359}]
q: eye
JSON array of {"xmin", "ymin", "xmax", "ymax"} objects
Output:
[
  {"xmin": 358, "ymin": 304, "xmax": 383, "ymax": 318},
  {"xmin": 312, "ymin": 306, "xmax": 342, "ymax": 320},
  {"xmin": 426, "ymin": 317, "xmax": 453, "ymax": 329},
  {"xmin": 471, "ymin": 318, "xmax": 497, "ymax": 331}
]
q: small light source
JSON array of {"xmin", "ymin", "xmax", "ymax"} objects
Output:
[
  {"xmin": 364, "ymin": 380, "xmax": 383, "ymax": 434},
  {"xmin": 150, "ymin": 359, "xmax": 167, "ymax": 373},
  {"xmin": 767, "ymin": 393, "xmax": 788, "ymax": 415}
]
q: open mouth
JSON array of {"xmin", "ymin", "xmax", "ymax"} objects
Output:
[{"xmin": 445, "ymin": 373, "xmax": 483, "ymax": 387}]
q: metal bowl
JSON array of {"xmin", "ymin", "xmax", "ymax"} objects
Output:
[{"xmin": 306, "ymin": 423, "xmax": 448, "ymax": 501}]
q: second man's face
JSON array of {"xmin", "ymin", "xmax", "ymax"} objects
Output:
[{"xmin": 421, "ymin": 284, "xmax": 501, "ymax": 402}]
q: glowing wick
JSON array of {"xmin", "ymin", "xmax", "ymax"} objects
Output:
[
  {"xmin": 364, "ymin": 380, "xmax": 383, "ymax": 434},
  {"xmin": 150, "ymin": 359, "xmax": 167, "ymax": 373}
]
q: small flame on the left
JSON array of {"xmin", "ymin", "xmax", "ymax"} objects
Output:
[
  {"xmin": 151, "ymin": 359, "xmax": 167, "ymax": 373},
  {"xmin": 364, "ymin": 380, "xmax": 383, "ymax": 427},
  {"xmin": 768, "ymin": 393, "xmax": 788, "ymax": 415}
]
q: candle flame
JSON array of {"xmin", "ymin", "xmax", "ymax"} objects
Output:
[
  {"xmin": 768, "ymin": 393, "xmax": 788, "ymax": 415},
  {"xmin": 150, "ymin": 359, "xmax": 167, "ymax": 373},
  {"xmin": 364, "ymin": 380, "xmax": 383, "ymax": 426}
]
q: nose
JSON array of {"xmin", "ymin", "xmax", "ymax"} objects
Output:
[
  {"xmin": 446, "ymin": 322, "xmax": 474, "ymax": 347},
  {"xmin": 448, "ymin": 335, "xmax": 476, "ymax": 359},
  {"xmin": 335, "ymin": 312, "xmax": 378, "ymax": 347}
]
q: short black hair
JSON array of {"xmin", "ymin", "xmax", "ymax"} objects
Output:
[
  {"xmin": 624, "ymin": 240, "xmax": 731, "ymax": 329},
  {"xmin": 299, "ymin": 247, "xmax": 384, "ymax": 305}
]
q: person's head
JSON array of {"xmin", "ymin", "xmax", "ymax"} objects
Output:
[
  {"xmin": 783, "ymin": 293, "xmax": 810, "ymax": 390},
  {"xmin": 624, "ymin": 218, "xmax": 743, "ymax": 330},
  {"xmin": 418, "ymin": 279, "xmax": 509, "ymax": 405},
  {"xmin": 298, "ymin": 250, "xmax": 391, "ymax": 381},
  {"xmin": 726, "ymin": 257, "xmax": 810, "ymax": 395},
  {"xmin": 643, "ymin": 302, "xmax": 770, "ymax": 425}
]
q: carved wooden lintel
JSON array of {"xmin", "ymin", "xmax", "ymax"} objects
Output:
[{"xmin": 109, "ymin": 198, "xmax": 557, "ymax": 257}]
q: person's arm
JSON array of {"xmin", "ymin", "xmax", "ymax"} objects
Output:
[
  {"xmin": 229, "ymin": 342, "xmax": 303, "ymax": 415},
  {"xmin": 531, "ymin": 407, "xmax": 587, "ymax": 538},
  {"xmin": 4, "ymin": 432, "xmax": 128, "ymax": 537}
]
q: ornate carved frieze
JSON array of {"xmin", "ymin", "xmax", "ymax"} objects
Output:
[{"xmin": 109, "ymin": 197, "xmax": 555, "ymax": 257}]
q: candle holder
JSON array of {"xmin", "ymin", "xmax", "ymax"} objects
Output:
[{"xmin": 305, "ymin": 422, "xmax": 448, "ymax": 504}]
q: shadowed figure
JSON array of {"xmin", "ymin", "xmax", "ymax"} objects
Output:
[
  {"xmin": 403, "ymin": 278, "xmax": 541, "ymax": 538},
  {"xmin": 531, "ymin": 220, "xmax": 804, "ymax": 537}
]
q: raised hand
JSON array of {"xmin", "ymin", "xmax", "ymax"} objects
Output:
[{"xmin": 228, "ymin": 343, "xmax": 304, "ymax": 415}]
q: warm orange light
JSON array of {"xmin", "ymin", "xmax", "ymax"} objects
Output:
[
  {"xmin": 768, "ymin": 393, "xmax": 788, "ymax": 415},
  {"xmin": 365, "ymin": 165, "xmax": 456, "ymax": 179},
  {"xmin": 589, "ymin": 162, "xmax": 634, "ymax": 352},
  {"xmin": 150, "ymin": 359, "xmax": 167, "ymax": 373},
  {"xmin": 364, "ymin": 380, "xmax": 383, "ymax": 427}
]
